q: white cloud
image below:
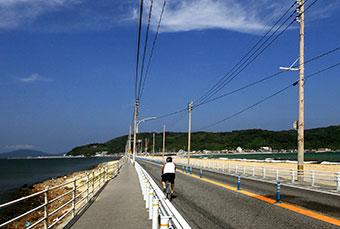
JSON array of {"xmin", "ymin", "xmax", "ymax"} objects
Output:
[
  {"xmin": 0, "ymin": 0, "xmax": 338, "ymax": 34},
  {"xmin": 143, "ymin": 0, "xmax": 340, "ymax": 34},
  {"xmin": 0, "ymin": 0, "xmax": 82, "ymax": 29},
  {"xmin": 19, "ymin": 73, "xmax": 54, "ymax": 83}
]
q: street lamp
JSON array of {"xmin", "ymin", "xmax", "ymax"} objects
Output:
[
  {"xmin": 133, "ymin": 116, "xmax": 157, "ymax": 162},
  {"xmin": 136, "ymin": 117, "xmax": 157, "ymax": 134}
]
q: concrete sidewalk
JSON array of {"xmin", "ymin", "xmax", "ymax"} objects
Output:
[{"xmin": 70, "ymin": 162, "xmax": 151, "ymax": 229}]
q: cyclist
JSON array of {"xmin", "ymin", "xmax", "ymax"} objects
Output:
[{"xmin": 161, "ymin": 156, "xmax": 176, "ymax": 194}]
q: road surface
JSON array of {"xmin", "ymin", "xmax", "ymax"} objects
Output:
[{"xmin": 138, "ymin": 160, "xmax": 340, "ymax": 229}]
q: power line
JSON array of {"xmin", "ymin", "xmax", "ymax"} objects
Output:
[
  {"xmin": 150, "ymin": 45, "xmax": 340, "ymax": 122},
  {"xmin": 196, "ymin": 0, "xmax": 319, "ymax": 106},
  {"xmin": 139, "ymin": 0, "xmax": 167, "ymax": 100},
  {"xmin": 195, "ymin": 1, "xmax": 297, "ymax": 105},
  {"xmin": 138, "ymin": 0, "xmax": 154, "ymax": 99},
  {"xmin": 194, "ymin": 46, "xmax": 340, "ymax": 108},
  {"xmin": 135, "ymin": 0, "xmax": 144, "ymax": 100},
  {"xmin": 200, "ymin": 60, "xmax": 340, "ymax": 130}
]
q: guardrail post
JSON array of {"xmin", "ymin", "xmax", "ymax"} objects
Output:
[
  {"xmin": 148, "ymin": 190, "xmax": 154, "ymax": 220},
  {"xmin": 336, "ymin": 172, "xmax": 340, "ymax": 191},
  {"xmin": 243, "ymin": 166, "xmax": 246, "ymax": 175},
  {"xmin": 291, "ymin": 169, "xmax": 295, "ymax": 184},
  {"xmin": 276, "ymin": 181, "xmax": 281, "ymax": 203},
  {"xmin": 145, "ymin": 183, "xmax": 150, "ymax": 209},
  {"xmin": 200, "ymin": 168, "xmax": 203, "ymax": 178},
  {"xmin": 104, "ymin": 166, "xmax": 107, "ymax": 182},
  {"xmin": 72, "ymin": 179, "xmax": 76, "ymax": 217},
  {"xmin": 276, "ymin": 170, "xmax": 279, "ymax": 181},
  {"xmin": 262, "ymin": 167, "xmax": 266, "ymax": 179},
  {"xmin": 143, "ymin": 178, "xmax": 148, "ymax": 201},
  {"xmin": 237, "ymin": 176, "xmax": 241, "ymax": 190},
  {"xmin": 152, "ymin": 198, "xmax": 159, "ymax": 229},
  {"xmin": 86, "ymin": 172, "xmax": 89, "ymax": 203},
  {"xmin": 311, "ymin": 171, "xmax": 315, "ymax": 187},
  {"xmin": 44, "ymin": 187, "xmax": 49, "ymax": 229},
  {"xmin": 92, "ymin": 171, "xmax": 95, "ymax": 197},
  {"xmin": 160, "ymin": 216, "xmax": 170, "ymax": 229},
  {"xmin": 235, "ymin": 166, "xmax": 238, "ymax": 174},
  {"xmin": 252, "ymin": 167, "xmax": 255, "ymax": 177},
  {"xmin": 228, "ymin": 163, "xmax": 231, "ymax": 173}
]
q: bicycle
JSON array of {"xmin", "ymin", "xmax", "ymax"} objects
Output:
[{"xmin": 165, "ymin": 180, "xmax": 172, "ymax": 200}]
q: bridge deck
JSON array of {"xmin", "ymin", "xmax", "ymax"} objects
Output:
[{"xmin": 70, "ymin": 162, "xmax": 151, "ymax": 229}]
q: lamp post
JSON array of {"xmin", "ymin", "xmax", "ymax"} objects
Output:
[{"xmin": 133, "ymin": 116, "xmax": 157, "ymax": 162}]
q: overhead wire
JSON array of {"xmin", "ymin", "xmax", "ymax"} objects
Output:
[
  {"xmin": 139, "ymin": 0, "xmax": 167, "ymax": 100},
  {"xmin": 199, "ymin": 60, "xmax": 340, "ymax": 130},
  {"xmin": 196, "ymin": 0, "xmax": 319, "ymax": 106},
  {"xmin": 194, "ymin": 46, "xmax": 340, "ymax": 108},
  {"xmin": 151, "ymin": 45, "xmax": 340, "ymax": 122},
  {"xmin": 194, "ymin": 0, "xmax": 297, "ymax": 105},
  {"xmin": 135, "ymin": 0, "xmax": 144, "ymax": 100},
  {"xmin": 138, "ymin": 0, "xmax": 154, "ymax": 99}
]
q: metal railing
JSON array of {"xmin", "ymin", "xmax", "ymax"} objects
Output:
[
  {"xmin": 0, "ymin": 157, "xmax": 127, "ymax": 229},
  {"xmin": 140, "ymin": 157, "xmax": 340, "ymax": 193},
  {"xmin": 134, "ymin": 160, "xmax": 191, "ymax": 229}
]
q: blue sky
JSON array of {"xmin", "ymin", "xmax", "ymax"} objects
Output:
[{"xmin": 0, "ymin": 0, "xmax": 339, "ymax": 153}]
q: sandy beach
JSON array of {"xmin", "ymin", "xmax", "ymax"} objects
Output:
[{"xmin": 150, "ymin": 156, "xmax": 340, "ymax": 173}]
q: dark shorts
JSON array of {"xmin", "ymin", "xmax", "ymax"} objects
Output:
[{"xmin": 161, "ymin": 173, "xmax": 175, "ymax": 184}]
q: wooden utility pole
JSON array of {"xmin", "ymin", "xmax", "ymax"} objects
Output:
[
  {"xmin": 133, "ymin": 100, "xmax": 139, "ymax": 164},
  {"xmin": 162, "ymin": 125, "xmax": 166, "ymax": 160},
  {"xmin": 152, "ymin": 133, "xmax": 155, "ymax": 154},
  {"xmin": 297, "ymin": 0, "xmax": 305, "ymax": 179},
  {"xmin": 128, "ymin": 125, "xmax": 132, "ymax": 154},
  {"xmin": 145, "ymin": 138, "xmax": 148, "ymax": 153},
  {"xmin": 187, "ymin": 101, "xmax": 193, "ymax": 165}
]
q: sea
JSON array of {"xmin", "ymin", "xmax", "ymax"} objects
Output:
[
  {"xmin": 193, "ymin": 151, "xmax": 340, "ymax": 163},
  {"xmin": 0, "ymin": 157, "xmax": 119, "ymax": 204}
]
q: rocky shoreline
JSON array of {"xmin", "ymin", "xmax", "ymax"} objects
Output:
[{"xmin": 1, "ymin": 160, "xmax": 118, "ymax": 228}]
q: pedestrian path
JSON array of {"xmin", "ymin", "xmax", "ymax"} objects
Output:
[{"xmin": 70, "ymin": 162, "xmax": 151, "ymax": 229}]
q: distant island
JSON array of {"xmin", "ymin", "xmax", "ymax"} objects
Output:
[
  {"xmin": 67, "ymin": 125, "xmax": 340, "ymax": 156},
  {"xmin": 0, "ymin": 149, "xmax": 50, "ymax": 159}
]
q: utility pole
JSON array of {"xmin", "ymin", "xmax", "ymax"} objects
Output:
[
  {"xmin": 152, "ymin": 133, "xmax": 155, "ymax": 154},
  {"xmin": 296, "ymin": 0, "xmax": 305, "ymax": 180},
  {"xmin": 187, "ymin": 101, "xmax": 193, "ymax": 166},
  {"xmin": 133, "ymin": 99, "xmax": 139, "ymax": 164},
  {"xmin": 145, "ymin": 138, "xmax": 148, "ymax": 153},
  {"xmin": 162, "ymin": 125, "xmax": 166, "ymax": 160},
  {"xmin": 128, "ymin": 125, "xmax": 132, "ymax": 154}
]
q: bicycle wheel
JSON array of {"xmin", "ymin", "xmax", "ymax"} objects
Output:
[{"xmin": 166, "ymin": 181, "xmax": 171, "ymax": 199}]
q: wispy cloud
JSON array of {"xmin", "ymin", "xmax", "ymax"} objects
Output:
[
  {"xmin": 0, "ymin": 0, "xmax": 82, "ymax": 29},
  {"xmin": 19, "ymin": 73, "xmax": 54, "ymax": 83},
  {"xmin": 0, "ymin": 0, "xmax": 338, "ymax": 34},
  {"xmin": 142, "ymin": 0, "xmax": 340, "ymax": 34}
]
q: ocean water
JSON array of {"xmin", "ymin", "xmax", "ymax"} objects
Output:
[
  {"xmin": 0, "ymin": 157, "xmax": 119, "ymax": 204},
  {"xmin": 194, "ymin": 151, "xmax": 340, "ymax": 163}
]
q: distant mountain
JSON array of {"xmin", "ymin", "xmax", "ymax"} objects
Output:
[
  {"xmin": 0, "ymin": 149, "xmax": 50, "ymax": 158},
  {"xmin": 67, "ymin": 125, "xmax": 340, "ymax": 156}
]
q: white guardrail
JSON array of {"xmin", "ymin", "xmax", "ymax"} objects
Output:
[
  {"xmin": 134, "ymin": 161, "xmax": 191, "ymax": 229},
  {"xmin": 0, "ymin": 157, "xmax": 127, "ymax": 229},
  {"xmin": 139, "ymin": 157, "xmax": 340, "ymax": 193}
]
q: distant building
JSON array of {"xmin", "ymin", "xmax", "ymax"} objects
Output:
[{"xmin": 259, "ymin": 146, "xmax": 272, "ymax": 152}]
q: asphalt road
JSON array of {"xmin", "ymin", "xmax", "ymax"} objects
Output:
[{"xmin": 138, "ymin": 160, "xmax": 340, "ymax": 229}]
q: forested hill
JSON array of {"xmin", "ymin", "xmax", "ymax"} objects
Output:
[{"xmin": 67, "ymin": 125, "xmax": 340, "ymax": 156}]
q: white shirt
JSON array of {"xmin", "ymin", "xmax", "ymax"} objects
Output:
[{"xmin": 163, "ymin": 162, "xmax": 176, "ymax": 174}]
